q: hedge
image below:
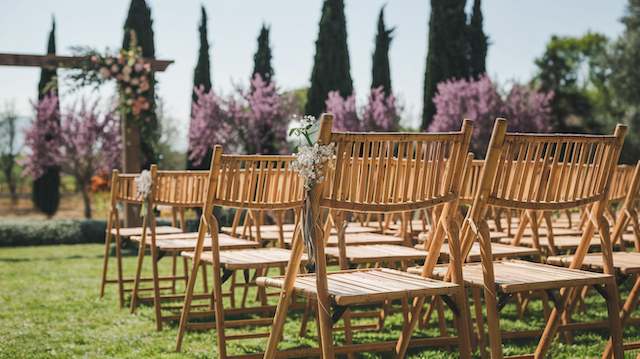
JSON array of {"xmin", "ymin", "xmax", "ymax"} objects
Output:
[{"xmin": 0, "ymin": 219, "xmax": 201, "ymax": 247}]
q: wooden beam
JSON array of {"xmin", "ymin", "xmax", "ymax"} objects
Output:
[{"xmin": 0, "ymin": 53, "xmax": 173, "ymax": 72}]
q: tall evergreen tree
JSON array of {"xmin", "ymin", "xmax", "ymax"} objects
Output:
[
  {"xmin": 371, "ymin": 6, "xmax": 394, "ymax": 97},
  {"xmin": 122, "ymin": 0, "xmax": 158, "ymax": 170},
  {"xmin": 187, "ymin": 6, "xmax": 212, "ymax": 171},
  {"xmin": 421, "ymin": 0, "xmax": 468, "ymax": 130},
  {"xmin": 252, "ymin": 24, "xmax": 274, "ymax": 84},
  {"xmin": 305, "ymin": 0, "xmax": 353, "ymax": 117},
  {"xmin": 467, "ymin": 0, "xmax": 488, "ymax": 78},
  {"xmin": 33, "ymin": 17, "xmax": 60, "ymax": 217}
]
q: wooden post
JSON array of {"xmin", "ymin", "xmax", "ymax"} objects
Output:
[{"xmin": 123, "ymin": 112, "xmax": 143, "ymax": 227}]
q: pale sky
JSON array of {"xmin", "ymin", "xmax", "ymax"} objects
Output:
[{"xmin": 0, "ymin": 0, "xmax": 627, "ymax": 150}]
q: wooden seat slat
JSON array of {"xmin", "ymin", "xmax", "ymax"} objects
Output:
[
  {"xmin": 185, "ymin": 248, "xmax": 305, "ymax": 270},
  {"xmin": 324, "ymin": 244, "xmax": 426, "ymax": 263},
  {"xmin": 426, "ymin": 242, "xmax": 538, "ymax": 261},
  {"xmin": 547, "ymin": 252, "xmax": 640, "ymax": 274},
  {"xmin": 257, "ymin": 268, "xmax": 459, "ymax": 306},
  {"xmin": 109, "ymin": 226, "xmax": 182, "ymax": 237},
  {"xmin": 498, "ymin": 235, "xmax": 601, "ymax": 250}
]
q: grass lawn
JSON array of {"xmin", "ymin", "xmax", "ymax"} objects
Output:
[{"xmin": 0, "ymin": 243, "xmax": 639, "ymax": 358}]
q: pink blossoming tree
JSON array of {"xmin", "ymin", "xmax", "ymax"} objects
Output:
[
  {"xmin": 361, "ymin": 86, "xmax": 399, "ymax": 131},
  {"xmin": 188, "ymin": 86, "xmax": 234, "ymax": 166},
  {"xmin": 23, "ymin": 95, "xmax": 121, "ymax": 218},
  {"xmin": 325, "ymin": 91, "xmax": 360, "ymax": 131},
  {"xmin": 430, "ymin": 75, "xmax": 553, "ymax": 156}
]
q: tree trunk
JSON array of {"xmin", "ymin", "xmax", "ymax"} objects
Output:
[
  {"xmin": 81, "ymin": 185, "xmax": 92, "ymax": 219},
  {"xmin": 122, "ymin": 113, "xmax": 142, "ymax": 227}
]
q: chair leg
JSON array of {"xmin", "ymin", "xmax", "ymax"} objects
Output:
[
  {"xmin": 115, "ymin": 234, "xmax": 126, "ymax": 308},
  {"xmin": 299, "ymin": 299, "xmax": 312, "ymax": 337},
  {"xmin": 601, "ymin": 277, "xmax": 624, "ymax": 359},
  {"xmin": 100, "ymin": 230, "xmax": 113, "ymax": 298},
  {"xmin": 150, "ymin": 245, "xmax": 163, "ymax": 331},
  {"xmin": 535, "ymin": 286, "xmax": 572, "ymax": 357},
  {"xmin": 603, "ymin": 275, "xmax": 640, "ymax": 358},
  {"xmin": 129, "ymin": 237, "xmax": 147, "ymax": 313},
  {"xmin": 477, "ymin": 219, "xmax": 503, "ymax": 359},
  {"xmin": 171, "ymin": 254, "xmax": 177, "ymax": 294},
  {"xmin": 472, "ymin": 287, "xmax": 488, "ymax": 359},
  {"xmin": 176, "ymin": 259, "xmax": 201, "ymax": 351}
]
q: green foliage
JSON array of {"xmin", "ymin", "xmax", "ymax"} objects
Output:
[
  {"xmin": 33, "ymin": 18, "xmax": 61, "ymax": 217},
  {"xmin": 609, "ymin": 0, "xmax": 640, "ymax": 163},
  {"xmin": 0, "ymin": 219, "xmax": 106, "ymax": 246},
  {"xmin": 122, "ymin": 0, "xmax": 159, "ymax": 169},
  {"xmin": 253, "ymin": 24, "xmax": 274, "ymax": 85},
  {"xmin": 371, "ymin": 6, "xmax": 394, "ymax": 96},
  {"xmin": 532, "ymin": 33, "xmax": 612, "ymax": 134},
  {"xmin": 305, "ymin": 0, "xmax": 353, "ymax": 117},
  {"xmin": 421, "ymin": 0, "xmax": 468, "ymax": 130},
  {"xmin": 467, "ymin": 0, "xmax": 488, "ymax": 78}
]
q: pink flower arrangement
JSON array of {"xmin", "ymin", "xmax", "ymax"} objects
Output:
[
  {"xmin": 325, "ymin": 91, "xmax": 360, "ymax": 131},
  {"xmin": 325, "ymin": 87, "xmax": 399, "ymax": 132}
]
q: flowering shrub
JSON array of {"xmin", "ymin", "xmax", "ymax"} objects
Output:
[
  {"xmin": 361, "ymin": 86, "xmax": 399, "ymax": 131},
  {"xmin": 325, "ymin": 91, "xmax": 360, "ymax": 131},
  {"xmin": 188, "ymin": 86, "xmax": 234, "ymax": 166},
  {"xmin": 237, "ymin": 74, "xmax": 288, "ymax": 154},
  {"xmin": 23, "ymin": 95, "xmax": 121, "ymax": 218},
  {"xmin": 23, "ymin": 94, "xmax": 60, "ymax": 179},
  {"xmin": 430, "ymin": 75, "xmax": 553, "ymax": 156}
]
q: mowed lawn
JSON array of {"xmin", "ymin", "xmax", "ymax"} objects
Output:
[{"xmin": 1, "ymin": 244, "xmax": 639, "ymax": 358}]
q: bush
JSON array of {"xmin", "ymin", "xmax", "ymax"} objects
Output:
[{"xmin": 0, "ymin": 218, "xmax": 201, "ymax": 247}]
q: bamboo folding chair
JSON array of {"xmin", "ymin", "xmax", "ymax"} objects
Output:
[
  {"xmin": 127, "ymin": 166, "xmax": 260, "ymax": 330},
  {"xmin": 449, "ymin": 118, "xmax": 626, "ymax": 358},
  {"xmin": 259, "ymin": 114, "xmax": 474, "ymax": 358},
  {"xmin": 547, "ymin": 160, "xmax": 640, "ymax": 356},
  {"xmin": 99, "ymin": 169, "xmax": 184, "ymax": 308},
  {"xmin": 175, "ymin": 150, "xmax": 307, "ymax": 355}
]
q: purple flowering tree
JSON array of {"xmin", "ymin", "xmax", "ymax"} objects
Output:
[
  {"xmin": 188, "ymin": 86, "xmax": 234, "ymax": 166},
  {"xmin": 361, "ymin": 86, "xmax": 399, "ymax": 131},
  {"xmin": 238, "ymin": 74, "xmax": 288, "ymax": 154},
  {"xmin": 325, "ymin": 91, "xmax": 360, "ymax": 131},
  {"xmin": 504, "ymin": 84, "xmax": 553, "ymax": 133},
  {"xmin": 430, "ymin": 75, "xmax": 552, "ymax": 156},
  {"xmin": 23, "ymin": 95, "xmax": 121, "ymax": 218}
]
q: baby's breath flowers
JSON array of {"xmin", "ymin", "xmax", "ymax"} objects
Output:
[{"xmin": 289, "ymin": 115, "xmax": 335, "ymax": 190}]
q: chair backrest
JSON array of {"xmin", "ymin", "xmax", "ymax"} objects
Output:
[
  {"xmin": 153, "ymin": 169, "xmax": 210, "ymax": 208},
  {"xmin": 460, "ymin": 154, "xmax": 483, "ymax": 206},
  {"xmin": 110, "ymin": 170, "xmax": 143, "ymax": 205},
  {"xmin": 611, "ymin": 161, "xmax": 640, "ymax": 248},
  {"xmin": 462, "ymin": 118, "xmax": 626, "ymax": 260},
  {"xmin": 320, "ymin": 120, "xmax": 473, "ymax": 214},
  {"xmin": 609, "ymin": 164, "xmax": 636, "ymax": 203}
]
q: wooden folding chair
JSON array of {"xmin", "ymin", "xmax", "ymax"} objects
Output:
[
  {"xmin": 175, "ymin": 150, "xmax": 307, "ymax": 356},
  {"xmin": 127, "ymin": 166, "xmax": 260, "ymax": 330},
  {"xmin": 547, "ymin": 160, "xmax": 640, "ymax": 356},
  {"xmin": 453, "ymin": 118, "xmax": 626, "ymax": 358},
  {"xmin": 99, "ymin": 169, "xmax": 183, "ymax": 308},
  {"xmin": 260, "ymin": 114, "xmax": 473, "ymax": 358}
]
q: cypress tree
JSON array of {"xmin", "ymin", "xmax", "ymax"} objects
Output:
[
  {"xmin": 371, "ymin": 6, "xmax": 394, "ymax": 97},
  {"xmin": 187, "ymin": 6, "xmax": 212, "ymax": 171},
  {"xmin": 33, "ymin": 17, "xmax": 60, "ymax": 217},
  {"xmin": 421, "ymin": 0, "xmax": 468, "ymax": 130},
  {"xmin": 122, "ymin": 0, "xmax": 158, "ymax": 170},
  {"xmin": 252, "ymin": 24, "xmax": 274, "ymax": 84},
  {"xmin": 467, "ymin": 0, "xmax": 488, "ymax": 78},
  {"xmin": 305, "ymin": 0, "xmax": 353, "ymax": 117}
]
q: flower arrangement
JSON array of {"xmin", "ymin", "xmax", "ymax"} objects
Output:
[
  {"xmin": 289, "ymin": 115, "xmax": 335, "ymax": 190},
  {"xmin": 134, "ymin": 169, "xmax": 153, "ymax": 216},
  {"xmin": 69, "ymin": 32, "xmax": 154, "ymax": 123}
]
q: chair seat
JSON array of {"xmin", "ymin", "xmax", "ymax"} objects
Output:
[
  {"xmin": 546, "ymin": 252, "xmax": 640, "ymax": 275},
  {"xmin": 130, "ymin": 232, "xmax": 260, "ymax": 251},
  {"xmin": 621, "ymin": 233, "xmax": 639, "ymax": 245},
  {"xmin": 498, "ymin": 235, "xmax": 601, "ymax": 250},
  {"xmin": 256, "ymin": 268, "xmax": 459, "ymax": 306},
  {"xmin": 324, "ymin": 244, "xmax": 426, "ymax": 263},
  {"xmin": 109, "ymin": 226, "xmax": 182, "ymax": 237},
  {"xmin": 220, "ymin": 223, "xmax": 297, "ymax": 235},
  {"xmin": 429, "ymin": 260, "xmax": 612, "ymax": 293},
  {"xmin": 416, "ymin": 242, "xmax": 538, "ymax": 262},
  {"xmin": 519, "ymin": 227, "xmax": 582, "ymax": 237},
  {"xmin": 284, "ymin": 233, "xmax": 405, "ymax": 247},
  {"xmin": 184, "ymin": 248, "xmax": 304, "ymax": 270}
]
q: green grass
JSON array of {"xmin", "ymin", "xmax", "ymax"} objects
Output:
[{"xmin": 0, "ymin": 244, "xmax": 638, "ymax": 358}]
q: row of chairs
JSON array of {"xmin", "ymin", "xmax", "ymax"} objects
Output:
[{"xmin": 99, "ymin": 114, "xmax": 638, "ymax": 358}]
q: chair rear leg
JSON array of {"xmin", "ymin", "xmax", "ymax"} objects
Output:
[
  {"xmin": 100, "ymin": 231, "xmax": 113, "ymax": 298},
  {"xmin": 472, "ymin": 287, "xmax": 488, "ymax": 359},
  {"xmin": 114, "ymin": 234, "xmax": 126, "ymax": 308},
  {"xmin": 129, "ymin": 239, "xmax": 146, "ymax": 313},
  {"xmin": 150, "ymin": 245, "xmax": 163, "ymax": 331},
  {"xmin": 603, "ymin": 275, "xmax": 640, "ymax": 358}
]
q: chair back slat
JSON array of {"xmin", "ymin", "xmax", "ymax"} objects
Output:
[
  {"xmin": 153, "ymin": 171, "xmax": 209, "ymax": 207},
  {"xmin": 487, "ymin": 132, "xmax": 622, "ymax": 210},
  {"xmin": 112, "ymin": 173, "xmax": 142, "ymax": 204},
  {"xmin": 321, "ymin": 124, "xmax": 472, "ymax": 213},
  {"xmin": 212, "ymin": 155, "xmax": 304, "ymax": 210}
]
